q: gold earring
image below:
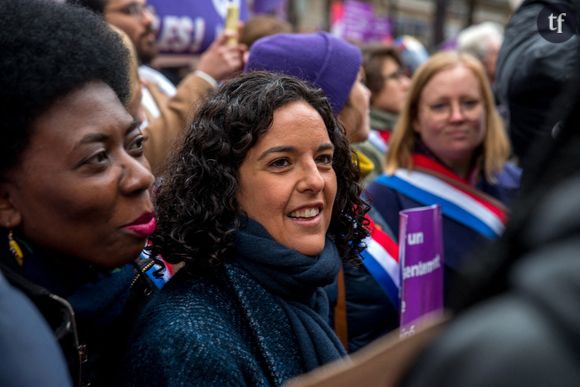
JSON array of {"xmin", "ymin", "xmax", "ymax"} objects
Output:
[{"xmin": 8, "ymin": 229, "xmax": 24, "ymax": 266}]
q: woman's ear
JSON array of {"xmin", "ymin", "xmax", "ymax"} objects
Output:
[{"xmin": 0, "ymin": 184, "xmax": 22, "ymax": 228}]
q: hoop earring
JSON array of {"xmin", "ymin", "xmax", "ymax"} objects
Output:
[{"xmin": 8, "ymin": 229, "xmax": 24, "ymax": 266}]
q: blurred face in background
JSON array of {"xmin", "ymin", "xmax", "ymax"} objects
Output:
[
  {"xmin": 413, "ymin": 64, "xmax": 486, "ymax": 177},
  {"xmin": 371, "ymin": 57, "xmax": 411, "ymax": 114},
  {"xmin": 105, "ymin": 0, "xmax": 158, "ymax": 64},
  {"xmin": 483, "ymin": 40, "xmax": 501, "ymax": 83},
  {"xmin": 339, "ymin": 68, "xmax": 371, "ymax": 144}
]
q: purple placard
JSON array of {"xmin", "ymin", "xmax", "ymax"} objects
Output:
[
  {"xmin": 337, "ymin": 0, "xmax": 392, "ymax": 43},
  {"xmin": 368, "ymin": 14, "xmax": 392, "ymax": 42},
  {"xmin": 252, "ymin": 0, "xmax": 286, "ymax": 15},
  {"xmin": 399, "ymin": 204, "xmax": 444, "ymax": 337},
  {"xmin": 342, "ymin": 0, "xmax": 373, "ymax": 42},
  {"xmin": 149, "ymin": 0, "xmax": 249, "ymax": 56}
]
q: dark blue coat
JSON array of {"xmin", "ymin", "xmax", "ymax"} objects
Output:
[{"xmin": 122, "ymin": 264, "xmax": 318, "ymax": 386}]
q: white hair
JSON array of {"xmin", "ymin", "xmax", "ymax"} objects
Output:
[
  {"xmin": 509, "ymin": 0, "xmax": 525, "ymax": 10},
  {"xmin": 457, "ymin": 22, "xmax": 504, "ymax": 61}
]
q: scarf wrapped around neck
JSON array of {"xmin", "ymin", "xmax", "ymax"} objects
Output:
[{"xmin": 234, "ymin": 217, "xmax": 346, "ymax": 370}]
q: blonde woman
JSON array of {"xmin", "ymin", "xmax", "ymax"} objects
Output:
[{"xmin": 365, "ymin": 51, "xmax": 520, "ymax": 297}]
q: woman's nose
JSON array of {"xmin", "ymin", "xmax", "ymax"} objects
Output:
[
  {"xmin": 448, "ymin": 102, "xmax": 466, "ymax": 122},
  {"xmin": 297, "ymin": 162, "xmax": 325, "ymax": 193},
  {"xmin": 120, "ymin": 155, "xmax": 154, "ymax": 195}
]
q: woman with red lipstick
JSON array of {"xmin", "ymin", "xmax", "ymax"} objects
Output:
[
  {"xmin": 365, "ymin": 51, "xmax": 520, "ymax": 313},
  {"xmin": 0, "ymin": 2, "xmax": 163, "ymax": 386},
  {"xmin": 121, "ymin": 72, "xmax": 369, "ymax": 386}
]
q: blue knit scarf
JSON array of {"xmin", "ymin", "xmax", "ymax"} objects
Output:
[{"xmin": 234, "ymin": 217, "xmax": 346, "ymax": 371}]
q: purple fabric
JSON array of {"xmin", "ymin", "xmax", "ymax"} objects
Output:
[
  {"xmin": 150, "ymin": 0, "xmax": 249, "ymax": 55},
  {"xmin": 244, "ymin": 32, "xmax": 362, "ymax": 115}
]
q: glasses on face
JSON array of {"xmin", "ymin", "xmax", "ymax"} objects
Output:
[
  {"xmin": 424, "ymin": 99, "xmax": 482, "ymax": 121},
  {"xmin": 382, "ymin": 67, "xmax": 407, "ymax": 82},
  {"xmin": 107, "ymin": 2, "xmax": 156, "ymax": 18}
]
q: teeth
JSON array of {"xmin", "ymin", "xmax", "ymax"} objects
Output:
[{"xmin": 289, "ymin": 207, "xmax": 320, "ymax": 218}]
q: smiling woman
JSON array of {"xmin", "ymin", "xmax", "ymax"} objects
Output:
[
  {"xmin": 236, "ymin": 101, "xmax": 338, "ymax": 257},
  {"xmin": 365, "ymin": 51, "xmax": 521, "ymax": 318},
  {"xmin": 0, "ymin": 1, "xmax": 161, "ymax": 386},
  {"xmin": 121, "ymin": 72, "xmax": 369, "ymax": 386}
]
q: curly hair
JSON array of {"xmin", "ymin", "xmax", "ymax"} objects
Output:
[
  {"xmin": 151, "ymin": 71, "xmax": 369, "ymax": 271},
  {"xmin": 0, "ymin": 0, "xmax": 130, "ymax": 177}
]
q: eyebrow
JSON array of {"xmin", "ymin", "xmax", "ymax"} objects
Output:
[
  {"xmin": 76, "ymin": 119, "xmax": 141, "ymax": 146},
  {"xmin": 257, "ymin": 142, "xmax": 334, "ymax": 161},
  {"xmin": 126, "ymin": 119, "xmax": 142, "ymax": 135},
  {"xmin": 78, "ymin": 132, "xmax": 109, "ymax": 145}
]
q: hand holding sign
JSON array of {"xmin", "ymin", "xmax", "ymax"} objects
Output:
[{"xmin": 196, "ymin": 31, "xmax": 246, "ymax": 82}]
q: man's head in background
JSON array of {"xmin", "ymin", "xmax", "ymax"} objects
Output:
[
  {"xmin": 68, "ymin": 0, "xmax": 157, "ymax": 64},
  {"xmin": 103, "ymin": 0, "xmax": 158, "ymax": 64},
  {"xmin": 457, "ymin": 22, "xmax": 503, "ymax": 83}
]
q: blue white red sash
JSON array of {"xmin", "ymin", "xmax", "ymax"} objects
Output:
[
  {"xmin": 368, "ymin": 130, "xmax": 387, "ymax": 153},
  {"xmin": 376, "ymin": 155, "xmax": 508, "ymax": 239},
  {"xmin": 139, "ymin": 245, "xmax": 174, "ymax": 289},
  {"xmin": 360, "ymin": 215, "xmax": 400, "ymax": 307}
]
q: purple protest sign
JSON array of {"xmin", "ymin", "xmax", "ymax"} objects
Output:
[
  {"xmin": 368, "ymin": 14, "xmax": 392, "ymax": 42},
  {"xmin": 149, "ymin": 0, "xmax": 249, "ymax": 55},
  {"xmin": 252, "ymin": 0, "xmax": 286, "ymax": 15},
  {"xmin": 341, "ymin": 0, "xmax": 373, "ymax": 42},
  {"xmin": 333, "ymin": 0, "xmax": 392, "ymax": 43},
  {"xmin": 399, "ymin": 204, "xmax": 444, "ymax": 337}
]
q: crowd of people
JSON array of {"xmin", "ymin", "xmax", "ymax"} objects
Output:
[{"xmin": 1, "ymin": 0, "xmax": 579, "ymax": 386}]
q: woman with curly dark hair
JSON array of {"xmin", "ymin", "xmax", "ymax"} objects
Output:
[
  {"xmin": 246, "ymin": 31, "xmax": 409, "ymax": 353},
  {"xmin": 122, "ymin": 71, "xmax": 369, "ymax": 386}
]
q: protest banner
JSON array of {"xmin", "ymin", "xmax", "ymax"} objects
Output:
[{"xmin": 398, "ymin": 204, "xmax": 444, "ymax": 337}]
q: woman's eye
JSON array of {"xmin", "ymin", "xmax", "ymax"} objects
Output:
[
  {"xmin": 85, "ymin": 151, "xmax": 109, "ymax": 168},
  {"xmin": 462, "ymin": 99, "xmax": 480, "ymax": 109},
  {"xmin": 316, "ymin": 154, "xmax": 333, "ymax": 165},
  {"xmin": 430, "ymin": 103, "xmax": 448, "ymax": 112},
  {"xmin": 127, "ymin": 134, "xmax": 145, "ymax": 156},
  {"xmin": 269, "ymin": 158, "xmax": 290, "ymax": 168}
]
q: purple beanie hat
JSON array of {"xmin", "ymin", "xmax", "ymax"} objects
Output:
[{"xmin": 244, "ymin": 32, "xmax": 362, "ymax": 115}]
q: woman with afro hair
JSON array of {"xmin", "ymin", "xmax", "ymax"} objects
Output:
[{"xmin": 0, "ymin": 1, "xmax": 163, "ymax": 385}]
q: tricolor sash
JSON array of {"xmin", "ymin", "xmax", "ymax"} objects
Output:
[
  {"xmin": 376, "ymin": 155, "xmax": 508, "ymax": 239},
  {"xmin": 368, "ymin": 130, "xmax": 388, "ymax": 153},
  {"xmin": 360, "ymin": 215, "xmax": 400, "ymax": 307}
]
